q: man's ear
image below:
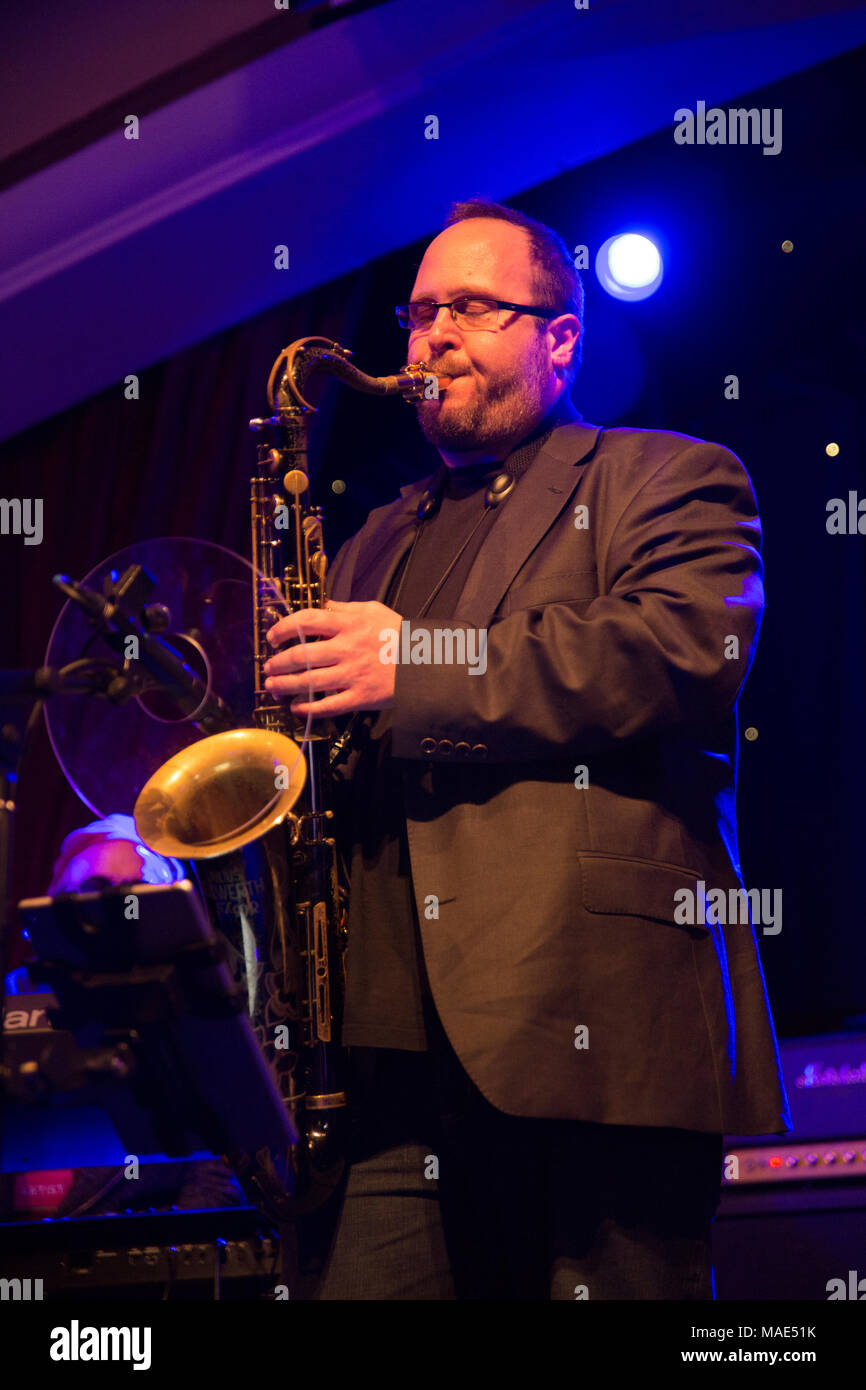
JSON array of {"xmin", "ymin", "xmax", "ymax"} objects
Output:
[{"xmin": 548, "ymin": 314, "xmax": 580, "ymax": 374}]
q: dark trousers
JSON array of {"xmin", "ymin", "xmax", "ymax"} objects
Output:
[{"xmin": 303, "ymin": 1012, "xmax": 723, "ymax": 1300}]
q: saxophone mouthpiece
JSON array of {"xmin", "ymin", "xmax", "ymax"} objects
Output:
[{"xmin": 394, "ymin": 361, "xmax": 442, "ymax": 401}]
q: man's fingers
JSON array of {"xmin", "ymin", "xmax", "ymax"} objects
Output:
[
  {"xmin": 290, "ymin": 691, "xmax": 355, "ymax": 718},
  {"xmin": 264, "ymin": 636, "xmax": 343, "ymax": 675},
  {"xmin": 266, "ymin": 607, "xmax": 344, "ymax": 646},
  {"xmin": 265, "ymin": 663, "xmax": 351, "ymax": 696}
]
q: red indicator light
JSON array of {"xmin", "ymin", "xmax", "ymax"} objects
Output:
[{"xmin": 769, "ymin": 1155, "xmax": 783, "ymax": 1168}]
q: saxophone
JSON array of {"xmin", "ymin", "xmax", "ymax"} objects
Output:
[{"xmin": 133, "ymin": 339, "xmax": 432, "ymax": 1220}]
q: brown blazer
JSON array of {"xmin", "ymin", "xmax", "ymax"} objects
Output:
[{"xmin": 326, "ymin": 418, "xmax": 791, "ymax": 1137}]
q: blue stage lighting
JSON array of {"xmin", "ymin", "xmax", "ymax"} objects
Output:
[{"xmin": 596, "ymin": 234, "xmax": 663, "ymax": 301}]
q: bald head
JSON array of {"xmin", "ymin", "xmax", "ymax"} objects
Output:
[{"xmin": 406, "ymin": 217, "xmax": 581, "ymax": 465}]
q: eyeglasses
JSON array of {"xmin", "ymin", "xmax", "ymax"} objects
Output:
[{"xmin": 395, "ymin": 297, "xmax": 562, "ymax": 331}]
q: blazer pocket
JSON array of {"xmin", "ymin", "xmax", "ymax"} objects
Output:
[
  {"xmin": 578, "ymin": 852, "xmax": 710, "ymax": 932},
  {"xmin": 501, "ymin": 568, "xmax": 598, "ymax": 615}
]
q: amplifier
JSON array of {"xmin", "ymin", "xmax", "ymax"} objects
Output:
[
  {"xmin": 715, "ymin": 1033, "xmax": 866, "ymax": 1299},
  {"xmin": 722, "ymin": 1137, "xmax": 866, "ymax": 1186},
  {"xmin": 723, "ymin": 1031, "xmax": 866, "ymax": 1188}
]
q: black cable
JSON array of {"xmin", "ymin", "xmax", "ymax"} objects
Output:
[{"xmin": 390, "ymin": 470, "xmax": 515, "ymax": 619}]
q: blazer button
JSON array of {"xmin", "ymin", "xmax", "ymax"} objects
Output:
[
  {"xmin": 420, "ymin": 737, "xmax": 437, "ymax": 755},
  {"xmin": 437, "ymin": 739, "xmax": 454, "ymax": 757},
  {"xmin": 471, "ymin": 743, "xmax": 488, "ymax": 759},
  {"xmin": 454, "ymin": 741, "xmax": 471, "ymax": 758}
]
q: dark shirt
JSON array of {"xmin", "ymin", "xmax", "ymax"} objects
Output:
[{"xmin": 341, "ymin": 395, "xmax": 578, "ymax": 1051}]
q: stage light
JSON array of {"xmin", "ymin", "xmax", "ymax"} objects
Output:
[{"xmin": 596, "ymin": 234, "xmax": 663, "ymax": 301}]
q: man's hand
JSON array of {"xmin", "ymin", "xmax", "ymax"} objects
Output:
[{"xmin": 263, "ymin": 599, "xmax": 402, "ymax": 717}]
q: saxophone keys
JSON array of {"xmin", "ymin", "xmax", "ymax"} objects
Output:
[{"xmin": 283, "ymin": 469, "xmax": 309, "ymax": 497}]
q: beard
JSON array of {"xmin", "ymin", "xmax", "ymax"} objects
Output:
[{"xmin": 415, "ymin": 337, "xmax": 550, "ymax": 455}]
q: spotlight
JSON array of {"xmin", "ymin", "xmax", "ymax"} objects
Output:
[{"xmin": 596, "ymin": 233, "xmax": 663, "ymax": 301}]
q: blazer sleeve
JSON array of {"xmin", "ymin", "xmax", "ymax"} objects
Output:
[{"xmin": 389, "ymin": 440, "xmax": 764, "ymax": 763}]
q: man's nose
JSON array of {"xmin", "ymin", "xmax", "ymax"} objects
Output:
[{"xmin": 424, "ymin": 305, "xmax": 462, "ymax": 351}]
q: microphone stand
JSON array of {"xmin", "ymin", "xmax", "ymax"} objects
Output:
[{"xmin": 51, "ymin": 563, "xmax": 235, "ymax": 734}]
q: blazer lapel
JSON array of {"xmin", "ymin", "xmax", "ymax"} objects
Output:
[
  {"xmin": 348, "ymin": 421, "xmax": 603, "ymax": 617},
  {"xmin": 454, "ymin": 420, "xmax": 603, "ymax": 626},
  {"xmin": 348, "ymin": 489, "xmax": 427, "ymax": 602}
]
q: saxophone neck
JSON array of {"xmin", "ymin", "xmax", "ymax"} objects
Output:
[{"xmin": 249, "ymin": 336, "xmax": 435, "ymax": 422}]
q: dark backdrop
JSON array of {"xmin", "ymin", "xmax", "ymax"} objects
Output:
[{"xmin": 2, "ymin": 46, "xmax": 864, "ymax": 1036}]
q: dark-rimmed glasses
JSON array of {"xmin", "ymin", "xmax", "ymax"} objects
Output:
[{"xmin": 395, "ymin": 297, "xmax": 562, "ymax": 331}]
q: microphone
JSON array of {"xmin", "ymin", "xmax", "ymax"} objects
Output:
[
  {"xmin": 416, "ymin": 469, "xmax": 515, "ymax": 521},
  {"xmin": 486, "ymin": 473, "xmax": 515, "ymax": 507},
  {"xmin": 52, "ymin": 573, "xmax": 234, "ymax": 732}
]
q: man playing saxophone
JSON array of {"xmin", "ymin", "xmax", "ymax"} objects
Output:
[{"xmin": 261, "ymin": 197, "xmax": 790, "ymax": 1300}]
